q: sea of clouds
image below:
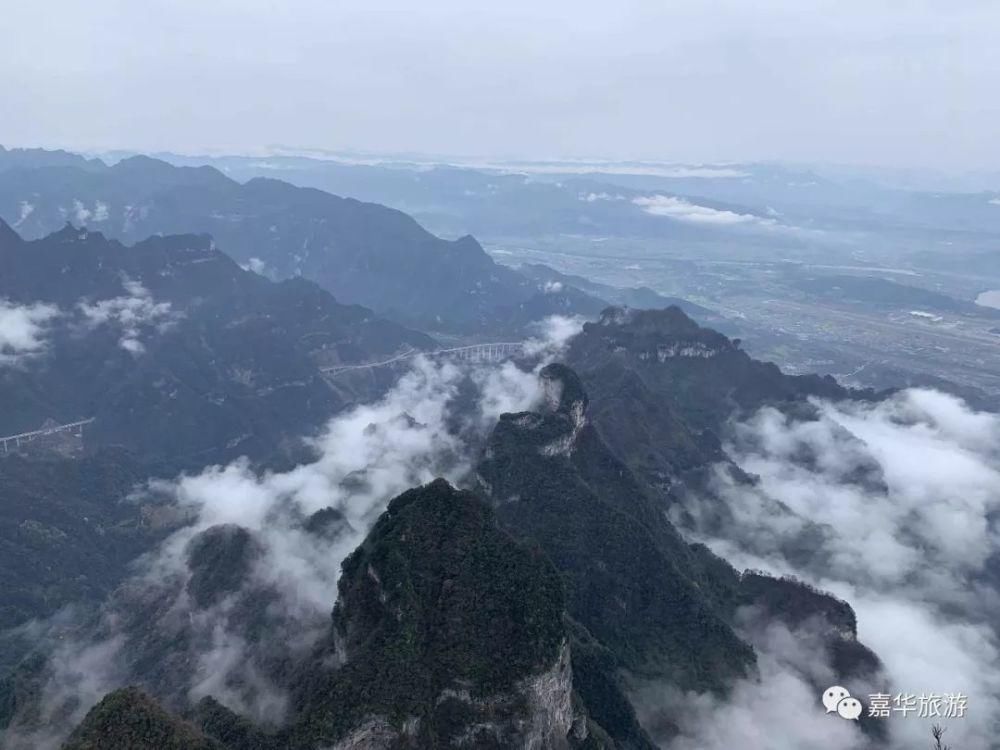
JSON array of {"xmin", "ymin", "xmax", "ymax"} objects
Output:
[
  {"xmin": 5, "ymin": 311, "xmax": 998, "ymax": 750},
  {"xmin": 0, "ymin": 316, "xmax": 582, "ymax": 749},
  {"xmin": 670, "ymin": 388, "xmax": 1000, "ymax": 749}
]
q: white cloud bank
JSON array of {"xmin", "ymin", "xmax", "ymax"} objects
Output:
[
  {"xmin": 638, "ymin": 630, "xmax": 866, "ymax": 750},
  {"xmin": 634, "ymin": 195, "xmax": 777, "ymax": 227},
  {"xmin": 657, "ymin": 166, "xmax": 750, "ymax": 179},
  {"xmin": 521, "ymin": 314, "xmax": 585, "ymax": 359},
  {"xmin": 13, "ymin": 201, "xmax": 34, "ymax": 228},
  {"xmin": 673, "ymin": 388, "xmax": 1000, "ymax": 749},
  {"xmin": 78, "ymin": 277, "xmax": 179, "ymax": 353},
  {"xmin": 70, "ymin": 199, "xmax": 109, "ymax": 224},
  {"xmin": 0, "ymin": 299, "xmax": 60, "ymax": 366},
  {"xmin": 240, "ymin": 257, "xmax": 270, "ymax": 276},
  {"xmin": 579, "ymin": 191, "xmax": 627, "ymax": 203}
]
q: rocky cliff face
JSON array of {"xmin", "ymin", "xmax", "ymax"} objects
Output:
[
  {"xmin": 476, "ymin": 363, "xmax": 885, "ymax": 745},
  {"xmin": 10, "ymin": 480, "xmax": 614, "ymax": 749},
  {"xmin": 288, "ymin": 478, "xmax": 586, "ymax": 749},
  {"xmin": 477, "ymin": 364, "xmax": 756, "ymax": 693},
  {"xmin": 332, "ymin": 642, "xmax": 578, "ymax": 750},
  {"xmin": 563, "ymin": 305, "xmax": 878, "ymax": 502},
  {"xmin": 733, "ymin": 572, "xmax": 882, "ymax": 687}
]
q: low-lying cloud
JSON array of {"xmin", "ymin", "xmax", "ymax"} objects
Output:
[
  {"xmin": 240, "ymin": 256, "xmax": 271, "ymax": 276},
  {"xmin": 13, "ymin": 201, "xmax": 34, "ymax": 228},
  {"xmin": 522, "ymin": 314, "xmax": 585, "ymax": 359},
  {"xmin": 68, "ymin": 199, "xmax": 109, "ymax": 225},
  {"xmin": 636, "ymin": 621, "xmax": 867, "ymax": 750},
  {"xmin": 0, "ymin": 298, "xmax": 60, "ymax": 366},
  {"xmin": 78, "ymin": 276, "xmax": 179, "ymax": 353},
  {"xmin": 634, "ymin": 194, "xmax": 777, "ymax": 228},
  {"xmin": 578, "ymin": 191, "xmax": 628, "ymax": 202},
  {"xmin": 2, "ymin": 316, "xmax": 581, "ymax": 749},
  {"xmin": 673, "ymin": 388, "xmax": 1000, "ymax": 749}
]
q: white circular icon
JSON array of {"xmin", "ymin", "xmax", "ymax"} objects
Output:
[
  {"xmin": 837, "ymin": 696, "xmax": 863, "ymax": 721},
  {"xmin": 823, "ymin": 685, "xmax": 851, "ymax": 713}
]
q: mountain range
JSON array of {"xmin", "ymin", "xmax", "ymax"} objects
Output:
[
  {"xmin": 0, "ymin": 220, "xmax": 432, "ymax": 467},
  {"xmin": 2, "ymin": 146, "xmax": 960, "ymax": 750},
  {"xmin": 1, "ymin": 304, "xmax": 887, "ymax": 749},
  {"xmin": 111, "ymin": 150, "xmax": 1000, "ymax": 240},
  {"xmin": 0, "ymin": 220, "xmax": 429, "ymax": 653},
  {"xmin": 0, "ymin": 150, "xmax": 607, "ymax": 334}
]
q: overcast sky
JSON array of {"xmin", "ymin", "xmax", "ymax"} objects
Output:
[{"xmin": 3, "ymin": 1, "xmax": 999, "ymax": 169}]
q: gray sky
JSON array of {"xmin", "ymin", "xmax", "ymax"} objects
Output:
[{"xmin": 3, "ymin": 0, "xmax": 999, "ymax": 169}]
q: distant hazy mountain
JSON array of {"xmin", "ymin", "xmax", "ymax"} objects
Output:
[
  {"xmin": 0, "ymin": 145, "xmax": 104, "ymax": 173},
  {"xmin": 126, "ymin": 152, "xmax": 799, "ymax": 243},
  {"xmin": 794, "ymin": 273, "xmax": 1000, "ymax": 319},
  {"xmin": 517, "ymin": 263, "xmax": 730, "ymax": 330},
  {"xmin": 136, "ymin": 151, "xmax": 1000, "ymax": 238},
  {"xmin": 0, "ymin": 150, "xmax": 606, "ymax": 333}
]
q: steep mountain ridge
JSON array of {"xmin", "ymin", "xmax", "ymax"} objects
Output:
[
  {"xmin": 284, "ymin": 479, "xmax": 581, "ymax": 749},
  {"xmin": 6, "ymin": 480, "xmax": 634, "ymax": 749},
  {"xmin": 0, "ymin": 221, "xmax": 431, "ymax": 467},
  {"xmin": 0, "ymin": 146, "xmax": 105, "ymax": 173},
  {"xmin": 564, "ymin": 306, "xmax": 879, "ymax": 498},
  {"xmin": 476, "ymin": 363, "xmax": 884, "ymax": 743},
  {"xmin": 476, "ymin": 365, "xmax": 756, "ymax": 691}
]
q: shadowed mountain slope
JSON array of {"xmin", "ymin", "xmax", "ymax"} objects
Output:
[
  {"xmin": 563, "ymin": 306, "xmax": 879, "ymax": 497},
  {"xmin": 0, "ymin": 221, "xmax": 432, "ymax": 468},
  {"xmin": 477, "ymin": 364, "xmax": 757, "ymax": 690}
]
